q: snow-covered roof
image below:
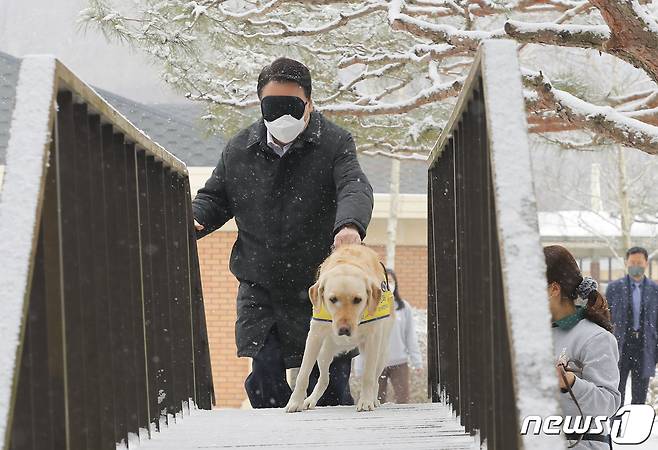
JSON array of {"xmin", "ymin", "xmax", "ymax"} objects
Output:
[
  {"xmin": 539, "ymin": 210, "xmax": 658, "ymax": 238},
  {"xmin": 0, "ymin": 51, "xmax": 225, "ymax": 168},
  {"xmin": 93, "ymin": 88, "xmax": 227, "ymax": 167}
]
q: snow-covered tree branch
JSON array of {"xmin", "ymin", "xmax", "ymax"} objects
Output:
[
  {"xmin": 504, "ymin": 21, "xmax": 610, "ymax": 48},
  {"xmin": 525, "ymin": 70, "xmax": 658, "ymax": 154},
  {"xmin": 79, "ymin": 0, "xmax": 658, "ymax": 157}
]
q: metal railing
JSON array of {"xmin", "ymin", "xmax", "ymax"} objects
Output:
[
  {"xmin": 0, "ymin": 56, "xmax": 214, "ymax": 450},
  {"xmin": 427, "ymin": 41, "xmax": 561, "ymax": 450}
]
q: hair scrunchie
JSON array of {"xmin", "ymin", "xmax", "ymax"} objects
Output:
[{"xmin": 576, "ymin": 276, "xmax": 598, "ymax": 300}]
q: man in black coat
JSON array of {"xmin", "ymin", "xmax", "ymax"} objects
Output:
[{"xmin": 192, "ymin": 58, "xmax": 374, "ymax": 408}]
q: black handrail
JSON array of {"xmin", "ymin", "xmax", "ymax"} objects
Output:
[
  {"xmin": 3, "ymin": 57, "xmax": 214, "ymax": 450},
  {"xmin": 427, "ymin": 41, "xmax": 560, "ymax": 450},
  {"xmin": 427, "ymin": 75, "xmax": 517, "ymax": 449}
]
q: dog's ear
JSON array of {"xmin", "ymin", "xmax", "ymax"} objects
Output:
[
  {"xmin": 366, "ymin": 278, "xmax": 382, "ymax": 315},
  {"xmin": 309, "ymin": 279, "xmax": 324, "ymax": 313}
]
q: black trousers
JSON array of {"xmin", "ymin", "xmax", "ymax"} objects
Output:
[
  {"xmin": 244, "ymin": 325, "xmax": 354, "ymax": 408},
  {"xmin": 618, "ymin": 332, "xmax": 650, "ymax": 404}
]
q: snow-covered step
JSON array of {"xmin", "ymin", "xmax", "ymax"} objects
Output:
[{"xmin": 137, "ymin": 402, "xmax": 477, "ymax": 449}]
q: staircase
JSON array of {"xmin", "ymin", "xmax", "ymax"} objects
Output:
[{"xmin": 136, "ymin": 403, "xmax": 475, "ymax": 450}]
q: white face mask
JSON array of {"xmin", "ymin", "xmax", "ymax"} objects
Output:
[{"xmin": 264, "ymin": 114, "xmax": 306, "ymax": 144}]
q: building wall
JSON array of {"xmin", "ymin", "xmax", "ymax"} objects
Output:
[
  {"xmin": 197, "ymin": 230, "xmax": 428, "ymax": 408},
  {"xmin": 196, "ymin": 231, "xmax": 247, "ymax": 408},
  {"xmin": 367, "ymin": 245, "xmax": 428, "ymax": 310}
]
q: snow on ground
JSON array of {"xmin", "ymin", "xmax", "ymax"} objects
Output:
[
  {"xmin": 613, "ymin": 378, "xmax": 658, "ymax": 449},
  {"xmin": 134, "ymin": 403, "xmax": 477, "ymax": 450}
]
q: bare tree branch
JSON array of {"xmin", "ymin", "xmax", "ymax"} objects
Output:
[
  {"xmin": 360, "ymin": 149, "xmax": 429, "ymax": 160},
  {"xmin": 320, "ymin": 78, "xmax": 463, "ymax": 116},
  {"xmin": 505, "ymin": 20, "xmax": 610, "ymax": 48},
  {"xmin": 389, "ymin": 13, "xmax": 504, "ymax": 50},
  {"xmin": 241, "ymin": 3, "xmax": 387, "ymax": 38}
]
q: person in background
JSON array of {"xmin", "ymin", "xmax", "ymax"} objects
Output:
[
  {"xmin": 354, "ymin": 268, "xmax": 423, "ymax": 404},
  {"xmin": 606, "ymin": 246, "xmax": 658, "ymax": 405},
  {"xmin": 546, "ymin": 245, "xmax": 620, "ymax": 449}
]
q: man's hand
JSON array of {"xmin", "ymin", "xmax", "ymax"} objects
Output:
[
  {"xmin": 333, "ymin": 224, "xmax": 361, "ymax": 248},
  {"xmin": 194, "ymin": 219, "xmax": 204, "ymax": 231}
]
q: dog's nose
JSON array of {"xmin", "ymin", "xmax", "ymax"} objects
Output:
[{"xmin": 338, "ymin": 326, "xmax": 351, "ymax": 336}]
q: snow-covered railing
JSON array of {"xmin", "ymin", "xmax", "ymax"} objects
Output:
[
  {"xmin": 427, "ymin": 41, "xmax": 561, "ymax": 450},
  {"xmin": 0, "ymin": 56, "xmax": 214, "ymax": 450}
]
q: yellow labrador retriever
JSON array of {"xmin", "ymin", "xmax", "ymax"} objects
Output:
[{"xmin": 285, "ymin": 244, "xmax": 394, "ymax": 413}]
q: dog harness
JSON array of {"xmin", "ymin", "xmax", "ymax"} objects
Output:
[{"xmin": 312, "ymin": 263, "xmax": 394, "ymax": 324}]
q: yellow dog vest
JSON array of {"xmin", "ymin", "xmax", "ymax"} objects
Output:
[{"xmin": 312, "ymin": 284, "xmax": 394, "ymax": 325}]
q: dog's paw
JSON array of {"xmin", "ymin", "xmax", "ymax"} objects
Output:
[
  {"xmin": 356, "ymin": 396, "xmax": 376, "ymax": 412},
  {"xmin": 302, "ymin": 396, "xmax": 318, "ymax": 410},
  {"xmin": 374, "ymin": 397, "xmax": 381, "ymax": 408},
  {"xmin": 285, "ymin": 396, "xmax": 306, "ymax": 413}
]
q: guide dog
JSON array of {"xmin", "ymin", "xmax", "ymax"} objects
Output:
[{"xmin": 285, "ymin": 244, "xmax": 394, "ymax": 412}]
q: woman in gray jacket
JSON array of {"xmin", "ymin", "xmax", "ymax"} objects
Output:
[{"xmin": 545, "ymin": 245, "xmax": 621, "ymax": 449}]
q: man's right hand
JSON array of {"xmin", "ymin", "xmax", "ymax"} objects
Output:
[
  {"xmin": 333, "ymin": 224, "xmax": 361, "ymax": 248},
  {"xmin": 194, "ymin": 219, "xmax": 204, "ymax": 231}
]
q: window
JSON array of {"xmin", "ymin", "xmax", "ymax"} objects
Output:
[
  {"xmin": 610, "ymin": 257, "xmax": 625, "ymax": 282},
  {"xmin": 598, "ymin": 258, "xmax": 611, "ymax": 283}
]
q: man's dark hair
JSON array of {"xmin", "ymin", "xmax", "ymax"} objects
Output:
[
  {"xmin": 257, "ymin": 57, "xmax": 312, "ymax": 99},
  {"xmin": 626, "ymin": 246, "xmax": 649, "ymax": 260}
]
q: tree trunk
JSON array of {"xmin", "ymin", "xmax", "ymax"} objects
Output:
[
  {"xmin": 617, "ymin": 146, "xmax": 633, "ymax": 251},
  {"xmin": 591, "ymin": 163, "xmax": 603, "ymax": 213},
  {"xmin": 386, "ymin": 159, "xmax": 400, "ymax": 270}
]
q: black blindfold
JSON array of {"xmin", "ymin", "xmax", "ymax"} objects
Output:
[{"xmin": 261, "ymin": 96, "xmax": 306, "ymax": 121}]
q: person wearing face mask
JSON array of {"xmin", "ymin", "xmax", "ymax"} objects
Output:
[
  {"xmin": 191, "ymin": 57, "xmax": 373, "ymax": 409},
  {"xmin": 546, "ymin": 245, "xmax": 620, "ymax": 449},
  {"xmin": 606, "ymin": 246, "xmax": 658, "ymax": 405}
]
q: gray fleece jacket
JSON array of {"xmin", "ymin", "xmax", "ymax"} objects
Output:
[{"xmin": 553, "ymin": 318, "xmax": 621, "ymax": 449}]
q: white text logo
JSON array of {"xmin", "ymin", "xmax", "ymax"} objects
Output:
[{"xmin": 521, "ymin": 404, "xmax": 655, "ymax": 444}]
